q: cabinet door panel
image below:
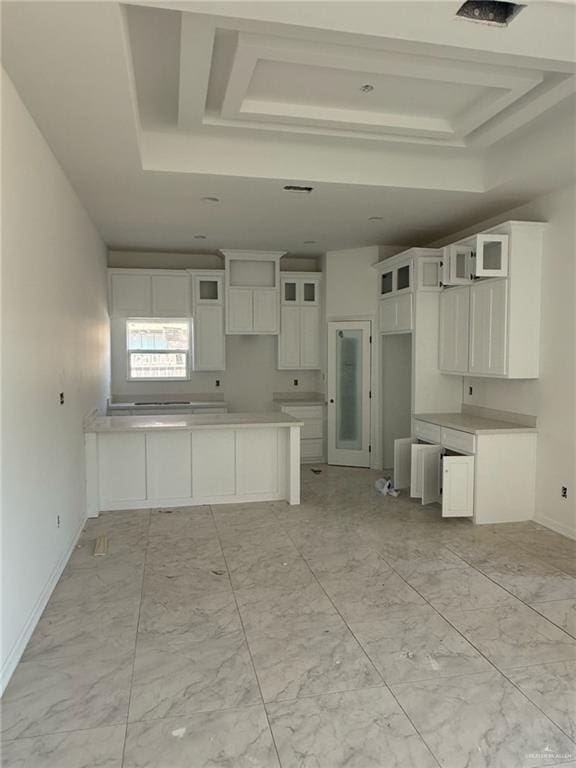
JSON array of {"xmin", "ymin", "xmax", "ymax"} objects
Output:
[
  {"xmin": 98, "ymin": 433, "xmax": 146, "ymax": 505},
  {"xmin": 146, "ymin": 431, "xmax": 191, "ymax": 500},
  {"xmin": 439, "ymin": 286, "xmax": 470, "ymax": 374},
  {"xmin": 301, "ymin": 279, "xmax": 320, "ymax": 305},
  {"xmin": 237, "ymin": 429, "xmax": 278, "ymax": 495},
  {"xmin": 395, "ymin": 293, "xmax": 413, "ymax": 331},
  {"xmin": 421, "ymin": 445, "xmax": 442, "ymax": 505},
  {"xmin": 394, "ymin": 437, "xmax": 416, "ymax": 490},
  {"xmin": 110, "ymin": 274, "xmax": 151, "ymax": 316},
  {"xmin": 410, "ymin": 444, "xmax": 427, "ymax": 498},
  {"xmin": 281, "ymin": 277, "xmax": 298, "ymax": 305},
  {"xmin": 195, "ymin": 305, "xmax": 225, "ymax": 371},
  {"xmin": 152, "ymin": 275, "xmax": 190, "ymax": 317},
  {"xmin": 227, "ymin": 288, "xmax": 253, "ymax": 333},
  {"xmin": 379, "ymin": 298, "xmax": 396, "ymax": 333},
  {"xmin": 253, "ymin": 290, "xmax": 278, "ymax": 333},
  {"xmin": 300, "ymin": 306, "xmax": 321, "ymax": 368},
  {"xmin": 442, "ymin": 455, "xmax": 474, "ymax": 517},
  {"xmin": 444, "ymin": 245, "xmax": 473, "ymax": 285},
  {"xmin": 470, "ymin": 281, "xmax": 507, "ymax": 376},
  {"xmin": 278, "ymin": 306, "xmax": 300, "ymax": 368},
  {"xmin": 192, "ymin": 431, "xmax": 236, "ymax": 497},
  {"xmin": 475, "ymin": 235, "xmax": 509, "ymax": 278}
]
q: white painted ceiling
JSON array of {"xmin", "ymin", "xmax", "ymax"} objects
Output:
[{"xmin": 2, "ymin": 1, "xmax": 576, "ymax": 256}]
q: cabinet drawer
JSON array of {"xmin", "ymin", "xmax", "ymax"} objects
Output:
[
  {"xmin": 301, "ymin": 419, "xmax": 323, "ymax": 440},
  {"xmin": 441, "ymin": 427, "xmax": 476, "ymax": 454},
  {"xmin": 413, "ymin": 420, "xmax": 441, "ymax": 443},
  {"xmin": 282, "ymin": 405, "xmax": 324, "ymax": 420},
  {"xmin": 301, "ymin": 438, "xmax": 324, "ymax": 460}
]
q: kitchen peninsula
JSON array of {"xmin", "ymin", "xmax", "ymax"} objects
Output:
[{"xmin": 85, "ymin": 412, "xmax": 302, "ymax": 516}]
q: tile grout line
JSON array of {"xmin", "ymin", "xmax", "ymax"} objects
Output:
[
  {"xmin": 120, "ymin": 509, "xmax": 152, "ymax": 768},
  {"xmin": 274, "ymin": 501, "xmax": 442, "ymax": 768},
  {"xmin": 209, "ymin": 503, "xmax": 284, "ymax": 768},
  {"xmin": 280, "ymin": 483, "xmax": 576, "ymax": 759}
]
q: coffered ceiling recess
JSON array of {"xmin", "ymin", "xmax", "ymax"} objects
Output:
[
  {"xmin": 131, "ymin": 4, "xmax": 575, "ymax": 149},
  {"xmin": 2, "ymin": 2, "xmax": 576, "ymax": 252}
]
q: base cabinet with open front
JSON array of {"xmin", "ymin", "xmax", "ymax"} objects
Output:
[{"xmin": 393, "ymin": 415, "xmax": 537, "ymax": 524}]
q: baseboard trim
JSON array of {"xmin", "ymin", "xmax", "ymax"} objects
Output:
[
  {"xmin": 0, "ymin": 516, "xmax": 87, "ymax": 694},
  {"xmin": 534, "ymin": 513, "xmax": 576, "ymax": 541}
]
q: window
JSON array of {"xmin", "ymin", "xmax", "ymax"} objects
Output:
[{"xmin": 126, "ymin": 319, "xmax": 191, "ymax": 380}]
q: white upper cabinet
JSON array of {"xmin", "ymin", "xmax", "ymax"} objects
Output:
[
  {"xmin": 375, "ymin": 249, "xmax": 442, "ymax": 335},
  {"xmin": 439, "ymin": 286, "xmax": 470, "ymax": 374},
  {"xmin": 109, "ymin": 272, "xmax": 151, "ymax": 316},
  {"xmin": 438, "ymin": 222, "xmax": 545, "ymax": 379},
  {"xmin": 277, "ymin": 273, "xmax": 322, "ymax": 369},
  {"xmin": 469, "ymin": 279, "xmax": 507, "ymax": 376},
  {"xmin": 109, "ymin": 270, "xmax": 190, "ymax": 317},
  {"xmin": 442, "ymin": 234, "xmax": 509, "ymax": 285},
  {"xmin": 152, "ymin": 273, "xmax": 190, "ymax": 316},
  {"xmin": 190, "ymin": 271, "xmax": 225, "ymax": 371},
  {"xmin": 442, "ymin": 244, "xmax": 474, "ymax": 286},
  {"xmin": 222, "ymin": 250, "xmax": 284, "ymax": 334}
]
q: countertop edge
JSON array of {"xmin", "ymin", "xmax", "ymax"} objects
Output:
[{"xmin": 414, "ymin": 413, "xmax": 538, "ymax": 435}]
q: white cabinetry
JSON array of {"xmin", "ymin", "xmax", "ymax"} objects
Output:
[
  {"xmin": 469, "ymin": 279, "xmax": 507, "ymax": 376},
  {"xmin": 439, "ymin": 286, "xmax": 469, "ymax": 374},
  {"xmin": 222, "ymin": 250, "xmax": 285, "ymax": 334},
  {"xmin": 108, "ymin": 270, "xmax": 190, "ymax": 317},
  {"xmin": 190, "ymin": 271, "xmax": 225, "ymax": 371},
  {"xmin": 278, "ymin": 273, "xmax": 322, "ymax": 369},
  {"xmin": 379, "ymin": 294, "xmax": 413, "ymax": 333},
  {"xmin": 441, "ymin": 234, "xmax": 509, "ymax": 286},
  {"xmin": 393, "ymin": 417, "xmax": 537, "ymax": 523},
  {"xmin": 438, "ymin": 222, "xmax": 545, "ymax": 379},
  {"xmin": 280, "ymin": 404, "xmax": 324, "ymax": 462}
]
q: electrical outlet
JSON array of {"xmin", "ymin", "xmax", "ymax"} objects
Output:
[
  {"xmin": 293, "ymin": 379, "xmax": 299, "ymax": 387},
  {"xmin": 59, "ymin": 392, "xmax": 64, "ymax": 405},
  {"xmin": 468, "ymin": 386, "xmax": 473, "ymax": 396},
  {"xmin": 57, "ymin": 515, "xmax": 61, "ymax": 528},
  {"xmin": 215, "ymin": 379, "xmax": 221, "ymax": 388},
  {"xmin": 561, "ymin": 486, "xmax": 568, "ymax": 499}
]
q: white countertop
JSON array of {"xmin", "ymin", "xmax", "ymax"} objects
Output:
[
  {"xmin": 86, "ymin": 412, "xmax": 303, "ymax": 433},
  {"xmin": 108, "ymin": 400, "xmax": 227, "ymax": 409},
  {"xmin": 414, "ymin": 412, "xmax": 537, "ymax": 435}
]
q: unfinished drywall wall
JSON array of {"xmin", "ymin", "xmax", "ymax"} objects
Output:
[{"xmin": 1, "ymin": 71, "xmax": 110, "ymax": 690}]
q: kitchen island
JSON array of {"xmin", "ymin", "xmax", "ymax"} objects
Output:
[{"xmin": 85, "ymin": 413, "xmax": 302, "ymax": 517}]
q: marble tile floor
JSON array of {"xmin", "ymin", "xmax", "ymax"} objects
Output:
[{"xmin": 2, "ymin": 464, "xmax": 576, "ymax": 767}]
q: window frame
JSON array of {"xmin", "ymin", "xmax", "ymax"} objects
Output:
[{"xmin": 125, "ymin": 317, "xmax": 192, "ymax": 382}]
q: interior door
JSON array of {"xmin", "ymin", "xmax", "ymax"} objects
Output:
[{"xmin": 327, "ymin": 321, "xmax": 371, "ymax": 467}]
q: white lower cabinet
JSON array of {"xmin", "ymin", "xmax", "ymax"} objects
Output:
[
  {"xmin": 280, "ymin": 404, "xmax": 324, "ymax": 463},
  {"xmin": 442, "ymin": 454, "xmax": 475, "ymax": 517},
  {"xmin": 146, "ymin": 431, "xmax": 192, "ymax": 500},
  {"xmin": 98, "ymin": 433, "xmax": 147, "ymax": 507},
  {"xmin": 399, "ymin": 439, "xmax": 474, "ymax": 518},
  {"xmin": 237, "ymin": 429, "xmax": 279, "ymax": 495},
  {"xmin": 192, "ymin": 431, "xmax": 236, "ymax": 497},
  {"xmin": 393, "ymin": 418, "xmax": 537, "ymax": 523}
]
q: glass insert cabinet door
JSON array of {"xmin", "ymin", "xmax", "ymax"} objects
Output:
[{"xmin": 327, "ymin": 321, "xmax": 372, "ymax": 467}]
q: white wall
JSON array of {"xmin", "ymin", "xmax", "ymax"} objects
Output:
[
  {"xmin": 1, "ymin": 71, "xmax": 110, "ymax": 690},
  {"xmin": 381, "ymin": 334, "xmax": 412, "ymax": 468},
  {"xmin": 444, "ymin": 185, "xmax": 576, "ymax": 538},
  {"xmin": 110, "ymin": 318, "xmax": 322, "ymax": 410}
]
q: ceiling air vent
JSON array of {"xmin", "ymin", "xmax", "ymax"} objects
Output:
[
  {"xmin": 283, "ymin": 185, "xmax": 314, "ymax": 194},
  {"xmin": 456, "ymin": 1, "xmax": 525, "ymax": 26}
]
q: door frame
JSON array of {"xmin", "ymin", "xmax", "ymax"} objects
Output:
[{"xmin": 327, "ymin": 320, "xmax": 372, "ymax": 467}]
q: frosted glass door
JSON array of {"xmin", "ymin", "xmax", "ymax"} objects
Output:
[{"xmin": 327, "ymin": 321, "xmax": 371, "ymax": 467}]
